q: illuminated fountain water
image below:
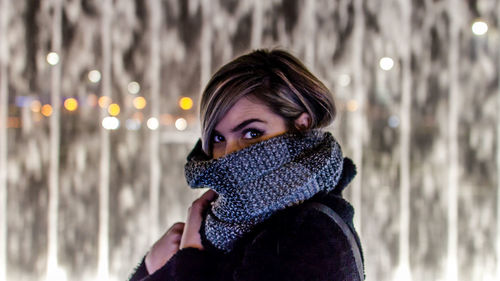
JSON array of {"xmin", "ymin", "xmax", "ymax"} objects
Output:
[
  {"xmin": 0, "ymin": 0, "xmax": 499, "ymax": 280},
  {"xmin": 0, "ymin": 1, "xmax": 9, "ymax": 281}
]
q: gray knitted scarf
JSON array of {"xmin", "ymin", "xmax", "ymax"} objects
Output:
[{"xmin": 184, "ymin": 130, "xmax": 344, "ymax": 252}]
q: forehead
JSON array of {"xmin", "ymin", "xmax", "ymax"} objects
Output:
[{"xmin": 215, "ymin": 97, "xmax": 276, "ymax": 130}]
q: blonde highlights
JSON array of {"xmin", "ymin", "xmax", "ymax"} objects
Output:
[{"xmin": 200, "ymin": 49, "xmax": 336, "ymax": 155}]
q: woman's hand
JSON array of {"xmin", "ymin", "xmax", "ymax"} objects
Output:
[
  {"xmin": 145, "ymin": 222, "xmax": 185, "ymax": 274},
  {"xmin": 144, "ymin": 190, "xmax": 217, "ymax": 275},
  {"xmin": 180, "ymin": 189, "xmax": 218, "ymax": 249}
]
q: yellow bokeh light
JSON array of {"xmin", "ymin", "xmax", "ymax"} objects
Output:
[
  {"xmin": 179, "ymin": 97, "xmax": 193, "ymax": 110},
  {"xmin": 133, "ymin": 96, "xmax": 147, "ymax": 110},
  {"xmin": 108, "ymin": 103, "xmax": 121, "ymax": 116},
  {"xmin": 30, "ymin": 100, "xmax": 42, "ymax": 113},
  {"xmin": 64, "ymin": 98, "xmax": 78, "ymax": 112},
  {"xmin": 98, "ymin": 96, "xmax": 112, "ymax": 108},
  {"xmin": 41, "ymin": 104, "xmax": 53, "ymax": 117}
]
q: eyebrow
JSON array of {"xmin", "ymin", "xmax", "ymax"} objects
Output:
[{"xmin": 230, "ymin": 118, "xmax": 266, "ymax": 133}]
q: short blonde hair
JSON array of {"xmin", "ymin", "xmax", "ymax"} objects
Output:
[{"xmin": 200, "ymin": 49, "xmax": 336, "ymax": 155}]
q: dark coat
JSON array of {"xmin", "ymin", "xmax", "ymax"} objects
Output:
[{"xmin": 129, "ymin": 158, "xmax": 364, "ymax": 281}]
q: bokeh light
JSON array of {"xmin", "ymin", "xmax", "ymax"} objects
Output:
[
  {"xmin": 125, "ymin": 119, "xmax": 141, "ymax": 130},
  {"xmin": 46, "ymin": 52, "xmax": 60, "ymax": 66},
  {"xmin": 379, "ymin": 57, "xmax": 394, "ymax": 71},
  {"xmin": 64, "ymin": 98, "xmax": 78, "ymax": 112},
  {"xmin": 87, "ymin": 93, "xmax": 98, "ymax": 107},
  {"xmin": 41, "ymin": 104, "xmax": 53, "ymax": 117},
  {"xmin": 133, "ymin": 96, "xmax": 147, "ymax": 110},
  {"xmin": 108, "ymin": 103, "xmax": 120, "ymax": 116},
  {"xmin": 8, "ymin": 117, "xmax": 21, "ymax": 128},
  {"xmin": 179, "ymin": 97, "xmax": 194, "ymax": 110},
  {"xmin": 472, "ymin": 20, "xmax": 488, "ymax": 35},
  {"xmin": 175, "ymin": 118, "xmax": 187, "ymax": 131},
  {"xmin": 338, "ymin": 74, "xmax": 351, "ymax": 87},
  {"xmin": 98, "ymin": 96, "xmax": 112, "ymax": 108},
  {"xmin": 160, "ymin": 114, "xmax": 174, "ymax": 126},
  {"xmin": 127, "ymin": 81, "xmax": 140, "ymax": 94},
  {"xmin": 132, "ymin": 112, "xmax": 144, "ymax": 122},
  {"xmin": 88, "ymin": 70, "xmax": 101, "ymax": 83},
  {"xmin": 102, "ymin": 116, "xmax": 120, "ymax": 130},
  {"xmin": 147, "ymin": 117, "xmax": 159, "ymax": 130},
  {"xmin": 346, "ymin": 100, "xmax": 359, "ymax": 112},
  {"xmin": 30, "ymin": 100, "xmax": 42, "ymax": 113},
  {"xmin": 388, "ymin": 115, "xmax": 400, "ymax": 128}
]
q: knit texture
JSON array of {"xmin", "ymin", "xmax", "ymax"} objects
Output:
[{"xmin": 184, "ymin": 130, "xmax": 345, "ymax": 252}]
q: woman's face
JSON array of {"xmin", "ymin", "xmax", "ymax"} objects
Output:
[{"xmin": 211, "ymin": 97, "xmax": 288, "ymax": 159}]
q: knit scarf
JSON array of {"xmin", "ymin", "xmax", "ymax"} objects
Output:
[{"xmin": 184, "ymin": 130, "xmax": 345, "ymax": 252}]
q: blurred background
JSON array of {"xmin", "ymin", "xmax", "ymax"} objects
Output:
[{"xmin": 0, "ymin": 0, "xmax": 498, "ymax": 280}]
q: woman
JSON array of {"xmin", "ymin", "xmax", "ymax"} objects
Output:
[{"xmin": 129, "ymin": 49, "xmax": 364, "ymax": 281}]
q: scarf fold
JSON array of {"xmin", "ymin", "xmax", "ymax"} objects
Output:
[{"xmin": 185, "ymin": 130, "xmax": 345, "ymax": 252}]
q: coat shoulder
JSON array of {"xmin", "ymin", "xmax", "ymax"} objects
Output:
[{"xmin": 232, "ymin": 199, "xmax": 361, "ymax": 281}]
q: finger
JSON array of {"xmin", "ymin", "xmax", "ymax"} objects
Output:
[
  {"xmin": 167, "ymin": 222, "xmax": 185, "ymax": 235},
  {"xmin": 191, "ymin": 189, "xmax": 218, "ymax": 212},
  {"xmin": 186, "ymin": 190, "xmax": 217, "ymax": 227},
  {"xmin": 180, "ymin": 212, "xmax": 203, "ymax": 249},
  {"xmin": 199, "ymin": 189, "xmax": 218, "ymax": 202}
]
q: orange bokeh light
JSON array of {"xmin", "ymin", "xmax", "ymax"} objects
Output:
[
  {"xmin": 41, "ymin": 104, "xmax": 53, "ymax": 117},
  {"xmin": 98, "ymin": 96, "xmax": 112, "ymax": 108},
  {"xmin": 7, "ymin": 117, "xmax": 21, "ymax": 128},
  {"xmin": 132, "ymin": 112, "xmax": 144, "ymax": 121},
  {"xmin": 87, "ymin": 93, "xmax": 98, "ymax": 107},
  {"xmin": 133, "ymin": 96, "xmax": 147, "ymax": 110},
  {"xmin": 160, "ymin": 114, "xmax": 174, "ymax": 125},
  {"xmin": 346, "ymin": 100, "xmax": 359, "ymax": 112}
]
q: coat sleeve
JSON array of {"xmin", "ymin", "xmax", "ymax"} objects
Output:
[
  {"xmin": 128, "ymin": 207, "xmax": 362, "ymax": 281},
  {"xmin": 128, "ymin": 256, "xmax": 148, "ymax": 281},
  {"xmin": 233, "ymin": 207, "xmax": 362, "ymax": 281},
  {"xmin": 128, "ymin": 247, "xmax": 222, "ymax": 281}
]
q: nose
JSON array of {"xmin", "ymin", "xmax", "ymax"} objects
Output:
[{"xmin": 224, "ymin": 140, "xmax": 244, "ymax": 156}]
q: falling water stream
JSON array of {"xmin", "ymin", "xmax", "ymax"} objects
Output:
[
  {"xmin": 349, "ymin": 0, "xmax": 364, "ymax": 235},
  {"xmin": 97, "ymin": 0, "xmax": 111, "ymax": 280},
  {"xmin": 396, "ymin": 0, "xmax": 412, "ymax": 279},
  {"xmin": 46, "ymin": 0, "xmax": 62, "ymax": 280},
  {"xmin": 1, "ymin": 1, "xmax": 499, "ymax": 280},
  {"xmin": 147, "ymin": 0, "xmax": 162, "ymax": 246},
  {"xmin": 0, "ymin": 1, "xmax": 9, "ymax": 280},
  {"xmin": 447, "ymin": 0, "xmax": 459, "ymax": 280}
]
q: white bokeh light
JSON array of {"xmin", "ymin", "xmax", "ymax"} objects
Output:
[
  {"xmin": 472, "ymin": 21, "xmax": 488, "ymax": 36},
  {"xmin": 147, "ymin": 117, "xmax": 160, "ymax": 130},
  {"xmin": 175, "ymin": 118, "xmax": 188, "ymax": 131},
  {"xmin": 46, "ymin": 52, "xmax": 60, "ymax": 66},
  {"xmin": 127, "ymin": 81, "xmax": 140, "ymax": 94},
  {"xmin": 379, "ymin": 57, "xmax": 394, "ymax": 71},
  {"xmin": 338, "ymin": 74, "xmax": 351, "ymax": 87},
  {"xmin": 88, "ymin": 70, "xmax": 102, "ymax": 83},
  {"xmin": 102, "ymin": 116, "xmax": 120, "ymax": 130}
]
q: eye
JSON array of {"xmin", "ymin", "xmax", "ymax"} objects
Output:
[
  {"xmin": 213, "ymin": 134, "xmax": 225, "ymax": 144},
  {"xmin": 242, "ymin": 129, "xmax": 263, "ymax": 140}
]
